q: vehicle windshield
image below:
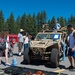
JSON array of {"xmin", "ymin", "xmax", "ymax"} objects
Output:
[{"xmin": 36, "ymin": 34, "xmax": 60, "ymax": 40}]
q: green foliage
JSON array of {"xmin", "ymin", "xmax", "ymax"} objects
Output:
[
  {"xmin": 50, "ymin": 16, "xmax": 56, "ymax": 28},
  {"xmin": 0, "ymin": 10, "xmax": 75, "ymax": 36},
  {"xmin": 16, "ymin": 15, "xmax": 21, "ymax": 33},
  {"xmin": 20, "ymin": 13, "xmax": 27, "ymax": 30},
  {"xmin": 36, "ymin": 11, "xmax": 47, "ymax": 32},
  {"xmin": 6, "ymin": 12, "xmax": 15, "ymax": 33},
  {"xmin": 59, "ymin": 16, "xmax": 65, "ymax": 27},
  {"xmin": 68, "ymin": 15, "xmax": 75, "ymax": 28},
  {"xmin": 0, "ymin": 10, "xmax": 4, "ymax": 31}
]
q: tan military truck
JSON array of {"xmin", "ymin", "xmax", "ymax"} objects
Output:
[{"xmin": 23, "ymin": 26, "xmax": 67, "ymax": 68}]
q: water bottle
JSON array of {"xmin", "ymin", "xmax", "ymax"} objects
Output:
[{"xmin": 12, "ymin": 58, "xmax": 17, "ymax": 66}]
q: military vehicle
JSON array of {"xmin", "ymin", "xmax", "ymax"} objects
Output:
[{"xmin": 23, "ymin": 24, "xmax": 67, "ymax": 68}]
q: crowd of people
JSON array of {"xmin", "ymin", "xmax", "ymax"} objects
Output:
[
  {"xmin": 54, "ymin": 22, "xmax": 75, "ymax": 69},
  {"xmin": 0, "ymin": 28, "xmax": 31, "ymax": 66},
  {"xmin": 0, "ymin": 21, "xmax": 75, "ymax": 70},
  {"xmin": 18, "ymin": 29, "xmax": 31, "ymax": 56},
  {"xmin": 0, "ymin": 29, "xmax": 11, "ymax": 66},
  {"xmin": 54, "ymin": 21, "xmax": 75, "ymax": 69}
]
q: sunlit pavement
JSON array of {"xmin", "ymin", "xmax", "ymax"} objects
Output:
[{"xmin": 0, "ymin": 43, "xmax": 75, "ymax": 75}]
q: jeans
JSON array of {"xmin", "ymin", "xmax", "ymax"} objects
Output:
[
  {"xmin": 62, "ymin": 42, "xmax": 66, "ymax": 61},
  {"xmin": 24, "ymin": 44, "xmax": 29, "ymax": 51}
]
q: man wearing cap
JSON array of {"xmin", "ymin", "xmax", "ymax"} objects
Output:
[
  {"xmin": 55, "ymin": 20, "xmax": 61, "ymax": 30},
  {"xmin": 18, "ymin": 29, "xmax": 24, "ymax": 56},
  {"xmin": 67, "ymin": 24, "xmax": 75, "ymax": 69}
]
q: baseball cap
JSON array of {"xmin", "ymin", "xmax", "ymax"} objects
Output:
[{"xmin": 20, "ymin": 29, "xmax": 24, "ymax": 32}]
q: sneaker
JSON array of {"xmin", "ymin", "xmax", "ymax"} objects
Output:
[
  {"xmin": 5, "ymin": 63, "xmax": 11, "ymax": 66},
  {"xmin": 68, "ymin": 65, "xmax": 73, "ymax": 69},
  {"xmin": 18, "ymin": 53, "xmax": 22, "ymax": 56}
]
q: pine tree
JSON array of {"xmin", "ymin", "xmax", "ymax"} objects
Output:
[
  {"xmin": 20, "ymin": 13, "xmax": 27, "ymax": 31},
  {"xmin": 68, "ymin": 15, "xmax": 75, "ymax": 28},
  {"xmin": 6, "ymin": 12, "xmax": 15, "ymax": 33},
  {"xmin": 41, "ymin": 11, "xmax": 47, "ymax": 24},
  {"xmin": 50, "ymin": 16, "xmax": 56, "ymax": 28},
  {"xmin": 32, "ymin": 13, "xmax": 37, "ymax": 35},
  {"xmin": 16, "ymin": 15, "xmax": 21, "ymax": 33},
  {"xmin": 59, "ymin": 16, "xmax": 65, "ymax": 27},
  {"xmin": 48, "ymin": 20, "xmax": 51, "ymax": 30},
  {"xmin": 0, "ymin": 10, "xmax": 4, "ymax": 31}
]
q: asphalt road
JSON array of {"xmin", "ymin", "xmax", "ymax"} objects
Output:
[{"xmin": 0, "ymin": 43, "xmax": 75, "ymax": 75}]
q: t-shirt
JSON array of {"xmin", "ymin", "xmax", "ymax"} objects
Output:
[
  {"xmin": 24, "ymin": 36, "xmax": 29, "ymax": 44},
  {"xmin": 69, "ymin": 30, "xmax": 75, "ymax": 48},
  {"xmin": 18, "ymin": 33, "xmax": 23, "ymax": 42},
  {"xmin": 55, "ymin": 23, "xmax": 61, "ymax": 30}
]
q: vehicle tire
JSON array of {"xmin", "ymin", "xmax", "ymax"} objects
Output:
[
  {"xmin": 23, "ymin": 48, "xmax": 30, "ymax": 64},
  {"xmin": 50, "ymin": 48, "xmax": 59, "ymax": 68}
]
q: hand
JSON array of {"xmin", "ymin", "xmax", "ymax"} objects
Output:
[{"xmin": 72, "ymin": 47, "xmax": 75, "ymax": 52}]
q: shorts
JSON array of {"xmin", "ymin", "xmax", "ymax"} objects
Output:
[
  {"xmin": 68, "ymin": 48, "xmax": 75, "ymax": 57},
  {"xmin": 0, "ymin": 50, "xmax": 3, "ymax": 57},
  {"xmin": 18, "ymin": 42, "xmax": 23, "ymax": 50}
]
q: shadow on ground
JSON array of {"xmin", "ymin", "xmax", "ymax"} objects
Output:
[
  {"xmin": 3, "ymin": 66, "xmax": 68, "ymax": 75},
  {"xmin": 21, "ymin": 59, "xmax": 66, "ymax": 69}
]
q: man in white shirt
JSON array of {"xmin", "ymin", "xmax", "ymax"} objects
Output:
[
  {"xmin": 67, "ymin": 24, "xmax": 75, "ymax": 69},
  {"xmin": 55, "ymin": 21, "xmax": 61, "ymax": 30},
  {"xmin": 18, "ymin": 29, "xmax": 24, "ymax": 56}
]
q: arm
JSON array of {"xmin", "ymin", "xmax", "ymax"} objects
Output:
[
  {"xmin": 72, "ymin": 31, "xmax": 75, "ymax": 51},
  {"xmin": 23, "ymin": 36, "xmax": 26, "ymax": 40},
  {"xmin": 72, "ymin": 39, "xmax": 75, "ymax": 51},
  {"xmin": 58, "ymin": 23, "xmax": 61, "ymax": 28},
  {"xmin": 72, "ymin": 44, "xmax": 75, "ymax": 51}
]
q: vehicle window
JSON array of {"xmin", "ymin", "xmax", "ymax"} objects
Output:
[
  {"xmin": 36, "ymin": 34, "xmax": 60, "ymax": 40},
  {"xmin": 50, "ymin": 34, "xmax": 60, "ymax": 40},
  {"xmin": 36, "ymin": 34, "xmax": 48, "ymax": 39}
]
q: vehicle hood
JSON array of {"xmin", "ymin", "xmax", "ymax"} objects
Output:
[{"xmin": 30, "ymin": 39, "xmax": 58, "ymax": 48}]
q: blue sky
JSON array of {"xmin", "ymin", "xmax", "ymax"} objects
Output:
[{"xmin": 0, "ymin": 0, "xmax": 75, "ymax": 20}]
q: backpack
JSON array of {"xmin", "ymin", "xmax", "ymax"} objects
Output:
[{"xmin": 0, "ymin": 38, "xmax": 6, "ymax": 50}]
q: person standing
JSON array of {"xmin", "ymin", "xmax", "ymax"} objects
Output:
[
  {"xmin": 55, "ymin": 20, "xmax": 61, "ymax": 30},
  {"xmin": 23, "ymin": 33, "xmax": 29, "ymax": 51},
  {"xmin": 67, "ymin": 24, "xmax": 75, "ymax": 69},
  {"xmin": 23, "ymin": 33, "xmax": 30, "ymax": 64},
  {"xmin": 0, "ymin": 29, "xmax": 11, "ymax": 66},
  {"xmin": 18, "ymin": 29, "xmax": 24, "ymax": 56}
]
